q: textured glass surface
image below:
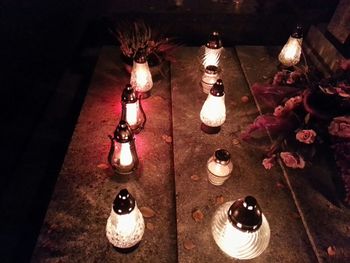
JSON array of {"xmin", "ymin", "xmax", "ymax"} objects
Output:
[
  {"xmin": 130, "ymin": 62, "xmax": 153, "ymax": 93},
  {"xmin": 106, "ymin": 203, "xmax": 145, "ymax": 248},
  {"xmin": 201, "ymin": 71, "xmax": 219, "ymax": 94},
  {"xmin": 212, "ymin": 202, "xmax": 270, "ymax": 259},
  {"xmin": 200, "ymin": 94, "xmax": 226, "ymax": 127},
  {"xmin": 278, "ymin": 37, "xmax": 303, "ymax": 67},
  {"xmin": 203, "ymin": 46, "xmax": 223, "ymax": 68},
  {"xmin": 207, "ymin": 156, "xmax": 233, "ymax": 185}
]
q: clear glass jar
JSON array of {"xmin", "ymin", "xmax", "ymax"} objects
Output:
[
  {"xmin": 211, "ymin": 197, "xmax": 270, "ymax": 260},
  {"xmin": 130, "ymin": 49, "xmax": 153, "ymax": 98},
  {"xmin": 201, "ymin": 65, "xmax": 219, "ymax": 94},
  {"xmin": 207, "ymin": 149, "xmax": 233, "ymax": 186},
  {"xmin": 106, "ymin": 189, "xmax": 145, "ymax": 249},
  {"xmin": 278, "ymin": 25, "xmax": 303, "ymax": 67}
]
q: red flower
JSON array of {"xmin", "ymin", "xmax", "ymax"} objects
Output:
[
  {"xmin": 262, "ymin": 155, "xmax": 276, "ymax": 170},
  {"xmin": 273, "ymin": 105, "xmax": 285, "ymax": 117},
  {"xmin": 329, "ymin": 116, "xmax": 350, "ymax": 139},
  {"xmin": 280, "ymin": 152, "xmax": 305, "ymax": 169},
  {"xmin": 296, "ymin": 129, "xmax": 317, "ymax": 144}
]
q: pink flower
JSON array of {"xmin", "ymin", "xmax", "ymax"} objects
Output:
[
  {"xmin": 280, "ymin": 152, "xmax": 305, "ymax": 169},
  {"xmin": 262, "ymin": 155, "xmax": 276, "ymax": 170},
  {"xmin": 284, "ymin": 95, "xmax": 303, "ymax": 111},
  {"xmin": 336, "ymin": 83, "xmax": 350, "ymax": 98},
  {"xmin": 296, "ymin": 129, "xmax": 317, "ymax": 144},
  {"xmin": 273, "ymin": 105, "xmax": 285, "ymax": 117},
  {"xmin": 329, "ymin": 116, "xmax": 350, "ymax": 139}
]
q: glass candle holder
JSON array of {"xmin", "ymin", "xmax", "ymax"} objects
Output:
[
  {"xmin": 207, "ymin": 149, "xmax": 233, "ymax": 186},
  {"xmin": 130, "ymin": 49, "xmax": 153, "ymax": 99},
  {"xmin": 201, "ymin": 65, "xmax": 219, "ymax": 94},
  {"xmin": 200, "ymin": 79, "xmax": 226, "ymax": 134},
  {"xmin": 202, "ymin": 32, "xmax": 223, "ymax": 69},
  {"xmin": 106, "ymin": 189, "xmax": 145, "ymax": 252},
  {"xmin": 278, "ymin": 25, "xmax": 303, "ymax": 67},
  {"xmin": 212, "ymin": 196, "xmax": 270, "ymax": 260},
  {"xmin": 108, "ymin": 120, "xmax": 139, "ymax": 175},
  {"xmin": 121, "ymin": 84, "xmax": 146, "ymax": 134}
]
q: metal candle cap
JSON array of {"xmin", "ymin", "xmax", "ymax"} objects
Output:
[
  {"xmin": 134, "ymin": 48, "xmax": 147, "ymax": 63},
  {"xmin": 114, "ymin": 120, "xmax": 134, "ymax": 143},
  {"xmin": 210, "ymin": 79, "xmax": 225, "ymax": 96},
  {"xmin": 122, "ymin": 84, "xmax": 137, "ymax": 103},
  {"xmin": 205, "ymin": 65, "xmax": 218, "ymax": 75},
  {"xmin": 113, "ymin": 189, "xmax": 136, "ymax": 215},
  {"xmin": 214, "ymin": 149, "xmax": 231, "ymax": 165},
  {"xmin": 291, "ymin": 25, "xmax": 303, "ymax": 39},
  {"xmin": 228, "ymin": 196, "xmax": 263, "ymax": 232},
  {"xmin": 206, "ymin": 31, "xmax": 222, "ymax": 49}
]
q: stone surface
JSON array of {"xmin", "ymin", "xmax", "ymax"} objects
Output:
[
  {"xmin": 31, "ymin": 46, "xmax": 177, "ymax": 262},
  {"xmin": 236, "ymin": 45, "xmax": 350, "ymax": 262},
  {"xmin": 171, "ymin": 47, "xmax": 316, "ymax": 262},
  {"xmin": 327, "ymin": 0, "xmax": 350, "ymax": 44}
]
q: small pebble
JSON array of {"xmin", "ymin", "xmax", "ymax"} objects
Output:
[
  {"xmin": 327, "ymin": 246, "xmax": 336, "ymax": 257},
  {"xmin": 241, "ymin": 96, "xmax": 249, "ymax": 103},
  {"xmin": 146, "ymin": 222, "xmax": 155, "ymax": 231},
  {"xmin": 190, "ymin": 175, "xmax": 200, "ymax": 181},
  {"xmin": 184, "ymin": 239, "xmax": 196, "ymax": 250},
  {"xmin": 232, "ymin": 138, "xmax": 240, "ymax": 145}
]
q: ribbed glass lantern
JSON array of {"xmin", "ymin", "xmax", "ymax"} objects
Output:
[
  {"xmin": 278, "ymin": 25, "xmax": 303, "ymax": 67},
  {"xmin": 121, "ymin": 84, "xmax": 146, "ymax": 134},
  {"xmin": 201, "ymin": 65, "xmax": 219, "ymax": 94},
  {"xmin": 202, "ymin": 32, "xmax": 223, "ymax": 68},
  {"xmin": 130, "ymin": 49, "xmax": 153, "ymax": 99},
  {"xmin": 212, "ymin": 196, "xmax": 270, "ymax": 260},
  {"xmin": 200, "ymin": 79, "xmax": 226, "ymax": 134},
  {"xmin": 106, "ymin": 189, "xmax": 145, "ymax": 251},
  {"xmin": 207, "ymin": 149, "xmax": 233, "ymax": 186},
  {"xmin": 108, "ymin": 120, "xmax": 139, "ymax": 175}
]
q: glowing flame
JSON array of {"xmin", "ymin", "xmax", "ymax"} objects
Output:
[
  {"xmin": 200, "ymin": 94, "xmax": 226, "ymax": 127},
  {"xmin": 278, "ymin": 37, "xmax": 302, "ymax": 67},
  {"xmin": 120, "ymin": 143, "xmax": 133, "ymax": 166},
  {"xmin": 126, "ymin": 102, "xmax": 139, "ymax": 126}
]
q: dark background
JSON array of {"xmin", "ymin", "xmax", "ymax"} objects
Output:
[{"xmin": 0, "ymin": 1, "xmax": 340, "ymax": 262}]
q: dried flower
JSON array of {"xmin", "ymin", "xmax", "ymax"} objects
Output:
[
  {"xmin": 262, "ymin": 155, "xmax": 276, "ymax": 170},
  {"xmin": 273, "ymin": 105, "xmax": 285, "ymax": 117},
  {"xmin": 329, "ymin": 116, "xmax": 350, "ymax": 139},
  {"xmin": 280, "ymin": 152, "xmax": 305, "ymax": 169},
  {"xmin": 296, "ymin": 129, "xmax": 317, "ymax": 144},
  {"xmin": 284, "ymin": 95, "xmax": 303, "ymax": 111}
]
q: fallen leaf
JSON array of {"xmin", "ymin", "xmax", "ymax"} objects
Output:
[
  {"xmin": 327, "ymin": 246, "xmax": 336, "ymax": 257},
  {"xmin": 232, "ymin": 138, "xmax": 240, "ymax": 145},
  {"xmin": 140, "ymin": 207, "xmax": 156, "ymax": 218},
  {"xmin": 215, "ymin": 195, "xmax": 225, "ymax": 205},
  {"xmin": 192, "ymin": 209, "xmax": 204, "ymax": 222},
  {"xmin": 146, "ymin": 222, "xmax": 155, "ymax": 231},
  {"xmin": 191, "ymin": 175, "xmax": 200, "ymax": 181},
  {"xmin": 97, "ymin": 163, "xmax": 109, "ymax": 169},
  {"xmin": 183, "ymin": 239, "xmax": 196, "ymax": 250},
  {"xmin": 162, "ymin": 135, "xmax": 172, "ymax": 143},
  {"xmin": 241, "ymin": 96, "xmax": 249, "ymax": 103}
]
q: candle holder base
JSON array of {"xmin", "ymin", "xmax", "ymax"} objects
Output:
[
  {"xmin": 277, "ymin": 63, "xmax": 295, "ymax": 71},
  {"xmin": 136, "ymin": 90, "xmax": 151, "ymax": 99},
  {"xmin": 113, "ymin": 242, "xmax": 141, "ymax": 254},
  {"xmin": 201, "ymin": 123, "xmax": 221, "ymax": 134}
]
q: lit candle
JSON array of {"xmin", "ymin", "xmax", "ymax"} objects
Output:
[
  {"xmin": 130, "ymin": 49, "xmax": 153, "ymax": 99},
  {"xmin": 200, "ymin": 79, "xmax": 226, "ymax": 134},
  {"xmin": 203, "ymin": 32, "xmax": 223, "ymax": 68},
  {"xmin": 121, "ymin": 84, "xmax": 146, "ymax": 134},
  {"xmin": 201, "ymin": 65, "xmax": 219, "ymax": 94},
  {"xmin": 108, "ymin": 120, "xmax": 139, "ymax": 175},
  {"xmin": 212, "ymin": 196, "xmax": 270, "ymax": 259},
  {"xmin": 106, "ymin": 189, "xmax": 145, "ymax": 252},
  {"xmin": 207, "ymin": 149, "xmax": 233, "ymax": 185},
  {"xmin": 278, "ymin": 25, "xmax": 303, "ymax": 67}
]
